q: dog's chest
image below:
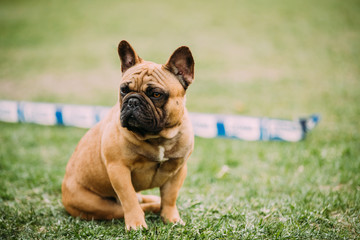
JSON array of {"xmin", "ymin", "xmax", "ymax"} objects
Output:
[
  {"xmin": 143, "ymin": 143, "xmax": 172, "ymax": 163},
  {"xmin": 157, "ymin": 146, "xmax": 169, "ymax": 162},
  {"xmin": 131, "ymin": 146, "xmax": 184, "ymax": 191}
]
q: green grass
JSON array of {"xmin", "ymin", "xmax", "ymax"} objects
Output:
[{"xmin": 1, "ymin": 0, "xmax": 360, "ymax": 239}]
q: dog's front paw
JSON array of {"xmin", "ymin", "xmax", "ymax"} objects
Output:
[
  {"xmin": 161, "ymin": 206, "xmax": 185, "ymax": 225},
  {"xmin": 125, "ymin": 218, "xmax": 147, "ymax": 231},
  {"xmin": 125, "ymin": 212, "xmax": 147, "ymax": 230}
]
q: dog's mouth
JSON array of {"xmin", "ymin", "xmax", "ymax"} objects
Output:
[
  {"xmin": 120, "ymin": 95, "xmax": 164, "ymax": 135},
  {"xmin": 126, "ymin": 114, "xmax": 142, "ymax": 128}
]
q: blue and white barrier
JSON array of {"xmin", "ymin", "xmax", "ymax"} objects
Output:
[{"xmin": 0, "ymin": 100, "xmax": 319, "ymax": 142}]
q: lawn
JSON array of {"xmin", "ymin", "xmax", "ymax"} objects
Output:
[{"xmin": 1, "ymin": 0, "xmax": 360, "ymax": 239}]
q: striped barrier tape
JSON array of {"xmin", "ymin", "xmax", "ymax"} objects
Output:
[{"xmin": 0, "ymin": 100, "xmax": 319, "ymax": 142}]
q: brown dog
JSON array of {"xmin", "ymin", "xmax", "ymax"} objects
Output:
[{"xmin": 61, "ymin": 40, "xmax": 195, "ymax": 230}]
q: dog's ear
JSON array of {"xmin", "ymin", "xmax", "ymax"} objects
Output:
[
  {"xmin": 165, "ymin": 46, "xmax": 194, "ymax": 89},
  {"xmin": 118, "ymin": 40, "xmax": 142, "ymax": 73}
]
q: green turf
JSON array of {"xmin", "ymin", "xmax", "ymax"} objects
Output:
[{"xmin": 1, "ymin": 0, "xmax": 360, "ymax": 239}]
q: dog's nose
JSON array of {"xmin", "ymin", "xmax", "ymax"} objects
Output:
[{"xmin": 127, "ymin": 98, "xmax": 140, "ymax": 108}]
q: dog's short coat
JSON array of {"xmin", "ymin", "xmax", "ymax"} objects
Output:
[{"xmin": 62, "ymin": 40, "xmax": 195, "ymax": 230}]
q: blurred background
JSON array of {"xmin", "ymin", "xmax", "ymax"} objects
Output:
[
  {"xmin": 1, "ymin": 0, "xmax": 360, "ymax": 238},
  {"xmin": 1, "ymin": 0, "xmax": 358, "ymax": 120}
]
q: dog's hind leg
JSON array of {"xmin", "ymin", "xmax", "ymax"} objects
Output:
[
  {"xmin": 62, "ymin": 182, "xmax": 125, "ymax": 220},
  {"xmin": 138, "ymin": 194, "xmax": 160, "ymax": 204},
  {"xmin": 62, "ymin": 184, "xmax": 161, "ymax": 220},
  {"xmin": 137, "ymin": 193, "xmax": 161, "ymax": 213}
]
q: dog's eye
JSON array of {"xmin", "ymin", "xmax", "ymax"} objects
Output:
[
  {"xmin": 152, "ymin": 92, "xmax": 162, "ymax": 98},
  {"xmin": 120, "ymin": 86, "xmax": 130, "ymax": 95}
]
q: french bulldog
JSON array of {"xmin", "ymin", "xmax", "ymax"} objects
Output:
[{"xmin": 62, "ymin": 40, "xmax": 195, "ymax": 230}]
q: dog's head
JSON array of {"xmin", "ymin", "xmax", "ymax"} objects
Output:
[{"xmin": 117, "ymin": 40, "xmax": 194, "ymax": 139}]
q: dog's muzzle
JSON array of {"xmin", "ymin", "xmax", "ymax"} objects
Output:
[{"xmin": 120, "ymin": 94, "xmax": 164, "ymax": 135}]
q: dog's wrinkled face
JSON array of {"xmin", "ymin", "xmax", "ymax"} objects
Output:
[
  {"xmin": 119, "ymin": 63, "xmax": 172, "ymax": 136},
  {"xmin": 117, "ymin": 41, "xmax": 194, "ymax": 138}
]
